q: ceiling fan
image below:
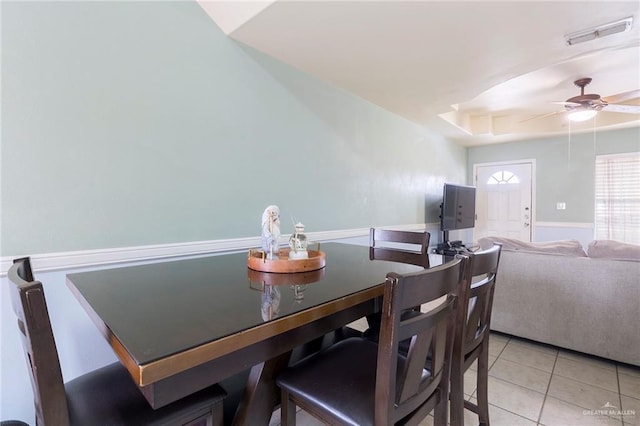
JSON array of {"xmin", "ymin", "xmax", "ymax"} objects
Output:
[
  {"xmin": 524, "ymin": 78, "xmax": 640, "ymax": 123},
  {"xmin": 553, "ymin": 78, "xmax": 640, "ymax": 121}
]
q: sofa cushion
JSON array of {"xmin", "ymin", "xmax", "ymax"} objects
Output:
[
  {"xmin": 587, "ymin": 240, "xmax": 640, "ymax": 261},
  {"xmin": 478, "ymin": 236, "xmax": 587, "ymax": 256}
]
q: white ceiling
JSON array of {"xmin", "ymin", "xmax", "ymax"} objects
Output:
[{"xmin": 199, "ymin": 1, "xmax": 640, "ymax": 146}]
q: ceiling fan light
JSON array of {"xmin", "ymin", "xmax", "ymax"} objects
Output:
[{"xmin": 568, "ymin": 109, "xmax": 597, "ymax": 122}]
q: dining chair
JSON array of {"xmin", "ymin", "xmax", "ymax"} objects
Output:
[
  {"xmin": 8, "ymin": 257, "xmax": 227, "ymax": 426},
  {"xmin": 369, "ymin": 227, "xmax": 431, "ymax": 268},
  {"xmin": 365, "ymin": 228, "xmax": 432, "ymax": 339},
  {"xmin": 276, "ymin": 256, "xmax": 472, "ymax": 426},
  {"xmin": 449, "ymin": 243, "xmax": 502, "ymax": 426}
]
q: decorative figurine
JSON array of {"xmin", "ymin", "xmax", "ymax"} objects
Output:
[
  {"xmin": 288, "ymin": 222, "xmax": 309, "ymax": 259},
  {"xmin": 261, "ymin": 205, "xmax": 281, "ymax": 259}
]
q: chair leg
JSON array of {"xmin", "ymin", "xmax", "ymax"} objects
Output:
[
  {"xmin": 476, "ymin": 342, "xmax": 491, "ymax": 426},
  {"xmin": 434, "ymin": 391, "xmax": 448, "ymax": 426},
  {"xmin": 449, "ymin": 363, "xmax": 465, "ymax": 426},
  {"xmin": 280, "ymin": 389, "xmax": 297, "ymax": 426}
]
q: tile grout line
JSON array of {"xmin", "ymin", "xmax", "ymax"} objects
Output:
[
  {"xmin": 536, "ymin": 348, "xmax": 558, "ymax": 426},
  {"xmin": 485, "ymin": 335, "xmax": 551, "ymax": 424},
  {"xmin": 494, "ymin": 352, "xmax": 558, "ymax": 376},
  {"xmin": 551, "ymin": 371, "xmax": 622, "ymax": 395},
  {"xmin": 618, "ymin": 364, "xmax": 626, "ymax": 426},
  {"xmin": 490, "ymin": 334, "xmax": 511, "ymax": 366}
]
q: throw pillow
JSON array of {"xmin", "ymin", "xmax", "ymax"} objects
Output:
[{"xmin": 587, "ymin": 240, "xmax": 640, "ymax": 261}]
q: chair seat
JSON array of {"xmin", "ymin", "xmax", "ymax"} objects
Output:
[
  {"xmin": 66, "ymin": 362, "xmax": 226, "ymax": 426},
  {"xmin": 276, "ymin": 338, "xmax": 429, "ymax": 426}
]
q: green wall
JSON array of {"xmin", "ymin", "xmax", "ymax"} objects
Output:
[
  {"xmin": 467, "ymin": 127, "xmax": 640, "ymax": 223},
  {"xmin": 1, "ymin": 1, "xmax": 465, "ymax": 256}
]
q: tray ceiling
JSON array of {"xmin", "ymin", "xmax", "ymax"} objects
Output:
[{"xmin": 199, "ymin": 1, "xmax": 640, "ymax": 146}]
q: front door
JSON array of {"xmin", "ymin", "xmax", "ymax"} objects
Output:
[{"xmin": 474, "ymin": 161, "xmax": 533, "ymax": 242}]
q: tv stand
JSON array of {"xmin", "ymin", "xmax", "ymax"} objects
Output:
[{"xmin": 433, "ymin": 231, "xmax": 467, "ymax": 256}]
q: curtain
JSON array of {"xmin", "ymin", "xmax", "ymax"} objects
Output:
[{"xmin": 594, "ymin": 152, "xmax": 640, "ymax": 244}]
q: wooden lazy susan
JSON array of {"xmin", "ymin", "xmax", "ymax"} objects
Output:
[
  {"xmin": 247, "ymin": 267, "xmax": 326, "ymax": 287},
  {"xmin": 247, "ymin": 247, "xmax": 326, "ymax": 273}
]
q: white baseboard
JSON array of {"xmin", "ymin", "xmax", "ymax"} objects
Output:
[{"xmin": 1, "ymin": 223, "xmax": 437, "ymax": 275}]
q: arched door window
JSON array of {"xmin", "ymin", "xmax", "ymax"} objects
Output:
[{"xmin": 487, "ymin": 170, "xmax": 520, "ymax": 185}]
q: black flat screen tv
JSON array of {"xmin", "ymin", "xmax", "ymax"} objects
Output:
[{"xmin": 440, "ymin": 183, "xmax": 476, "ymax": 231}]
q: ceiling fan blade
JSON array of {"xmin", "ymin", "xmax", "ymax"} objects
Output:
[
  {"xmin": 552, "ymin": 101, "xmax": 580, "ymax": 106},
  {"xmin": 602, "ymin": 90, "xmax": 640, "ymax": 104},
  {"xmin": 519, "ymin": 110, "xmax": 564, "ymax": 123},
  {"xmin": 603, "ymin": 103, "xmax": 640, "ymax": 114}
]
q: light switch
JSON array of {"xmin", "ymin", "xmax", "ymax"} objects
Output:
[{"xmin": 556, "ymin": 202, "xmax": 566, "ymax": 210}]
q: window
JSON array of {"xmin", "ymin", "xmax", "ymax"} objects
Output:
[
  {"xmin": 487, "ymin": 170, "xmax": 520, "ymax": 185},
  {"xmin": 594, "ymin": 152, "xmax": 640, "ymax": 244}
]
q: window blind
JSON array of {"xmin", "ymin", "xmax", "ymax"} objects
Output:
[{"xmin": 594, "ymin": 152, "xmax": 640, "ymax": 244}]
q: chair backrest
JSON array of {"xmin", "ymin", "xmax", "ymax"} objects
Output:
[
  {"xmin": 369, "ymin": 228, "xmax": 431, "ymax": 268},
  {"xmin": 455, "ymin": 244, "xmax": 502, "ymax": 358},
  {"xmin": 375, "ymin": 255, "xmax": 471, "ymax": 425},
  {"xmin": 8, "ymin": 257, "xmax": 70, "ymax": 426}
]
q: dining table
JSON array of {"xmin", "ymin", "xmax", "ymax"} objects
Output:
[{"xmin": 66, "ymin": 242, "xmax": 444, "ymax": 425}]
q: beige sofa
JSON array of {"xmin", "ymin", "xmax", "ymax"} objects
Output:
[{"xmin": 479, "ymin": 237, "xmax": 640, "ymax": 366}]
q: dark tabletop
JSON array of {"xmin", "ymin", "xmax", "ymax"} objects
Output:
[{"xmin": 67, "ymin": 243, "xmax": 440, "ymax": 366}]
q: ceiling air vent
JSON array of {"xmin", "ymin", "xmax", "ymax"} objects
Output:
[{"xmin": 565, "ymin": 16, "xmax": 633, "ymax": 46}]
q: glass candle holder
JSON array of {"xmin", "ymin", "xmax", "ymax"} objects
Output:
[{"xmin": 289, "ymin": 222, "xmax": 309, "ymax": 259}]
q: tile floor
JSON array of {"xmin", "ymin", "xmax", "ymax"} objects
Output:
[{"xmin": 269, "ymin": 330, "xmax": 640, "ymax": 426}]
